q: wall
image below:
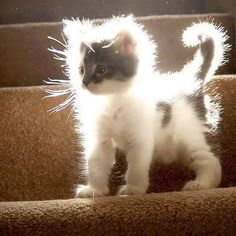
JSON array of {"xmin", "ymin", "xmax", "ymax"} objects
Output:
[
  {"xmin": 0, "ymin": 0, "xmax": 235, "ymax": 70},
  {"xmin": 0, "ymin": 0, "xmax": 204, "ymax": 24}
]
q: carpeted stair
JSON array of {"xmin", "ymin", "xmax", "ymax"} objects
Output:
[{"xmin": 0, "ymin": 14, "xmax": 236, "ymax": 235}]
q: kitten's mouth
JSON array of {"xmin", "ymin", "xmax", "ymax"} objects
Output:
[
  {"xmin": 82, "ymin": 83, "xmax": 97, "ymax": 94},
  {"xmin": 81, "ymin": 83, "xmax": 87, "ymax": 89}
]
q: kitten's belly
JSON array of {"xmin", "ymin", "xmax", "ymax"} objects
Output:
[
  {"xmin": 154, "ymin": 135, "xmax": 179, "ymax": 164},
  {"xmin": 153, "ymin": 116, "xmax": 179, "ymax": 164}
]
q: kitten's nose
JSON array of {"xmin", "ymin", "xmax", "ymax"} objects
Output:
[{"xmin": 82, "ymin": 79, "xmax": 90, "ymax": 87}]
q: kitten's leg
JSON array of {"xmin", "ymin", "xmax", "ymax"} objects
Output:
[
  {"xmin": 118, "ymin": 139, "xmax": 154, "ymax": 195},
  {"xmin": 76, "ymin": 139, "xmax": 115, "ymax": 198},
  {"xmin": 173, "ymin": 101, "xmax": 222, "ymax": 191},
  {"xmin": 182, "ymin": 147, "xmax": 222, "ymax": 191}
]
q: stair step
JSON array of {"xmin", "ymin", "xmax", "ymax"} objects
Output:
[{"xmin": 0, "ymin": 75, "xmax": 235, "ymax": 201}]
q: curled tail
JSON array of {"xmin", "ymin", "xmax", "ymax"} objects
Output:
[{"xmin": 182, "ymin": 22, "xmax": 230, "ymax": 83}]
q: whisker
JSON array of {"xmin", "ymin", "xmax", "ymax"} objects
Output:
[
  {"xmin": 49, "ymin": 101, "xmax": 72, "ymax": 114},
  {"xmin": 48, "ymin": 78, "xmax": 70, "ymax": 82},
  {"xmin": 61, "ymin": 33, "xmax": 68, "ymax": 46},
  {"xmin": 44, "ymin": 81, "xmax": 68, "ymax": 86},
  {"xmin": 44, "ymin": 78, "xmax": 70, "ymax": 84},
  {"xmin": 102, "ymin": 40, "xmax": 115, "ymax": 49},
  {"xmin": 42, "ymin": 79, "xmax": 73, "ymax": 99},
  {"xmin": 45, "ymin": 87, "xmax": 71, "ymax": 92},
  {"xmin": 45, "ymin": 87, "xmax": 72, "ymax": 94},
  {"xmin": 47, "ymin": 35, "xmax": 75, "ymax": 117},
  {"xmin": 48, "ymin": 47, "xmax": 66, "ymax": 56},
  {"xmin": 62, "ymin": 70, "xmax": 69, "ymax": 77},
  {"xmin": 45, "ymin": 88, "xmax": 72, "ymax": 96},
  {"xmin": 53, "ymin": 54, "xmax": 66, "ymax": 61},
  {"xmin": 82, "ymin": 42, "xmax": 95, "ymax": 53},
  {"xmin": 47, "ymin": 36, "xmax": 68, "ymax": 49},
  {"xmin": 48, "ymin": 93, "xmax": 75, "ymax": 114},
  {"xmin": 66, "ymin": 106, "xmax": 74, "ymax": 124},
  {"xmin": 43, "ymin": 91, "xmax": 72, "ymax": 99}
]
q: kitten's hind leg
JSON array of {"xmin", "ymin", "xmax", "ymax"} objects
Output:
[{"xmin": 182, "ymin": 149, "xmax": 222, "ymax": 191}]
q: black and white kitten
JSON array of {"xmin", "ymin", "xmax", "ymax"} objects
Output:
[{"xmin": 57, "ymin": 16, "xmax": 228, "ymax": 197}]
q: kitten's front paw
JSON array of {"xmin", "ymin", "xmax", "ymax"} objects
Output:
[
  {"xmin": 118, "ymin": 185, "xmax": 146, "ymax": 196},
  {"xmin": 182, "ymin": 180, "xmax": 209, "ymax": 191},
  {"xmin": 75, "ymin": 185, "xmax": 109, "ymax": 198}
]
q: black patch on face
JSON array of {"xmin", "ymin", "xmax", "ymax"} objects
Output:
[
  {"xmin": 80, "ymin": 40, "xmax": 138, "ymax": 86},
  {"xmin": 156, "ymin": 102, "xmax": 172, "ymax": 128},
  {"xmin": 186, "ymin": 92, "xmax": 206, "ymax": 121}
]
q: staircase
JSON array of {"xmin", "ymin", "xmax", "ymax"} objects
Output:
[{"xmin": 0, "ymin": 13, "xmax": 236, "ymax": 235}]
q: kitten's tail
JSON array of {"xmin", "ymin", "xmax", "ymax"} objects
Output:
[{"xmin": 182, "ymin": 22, "xmax": 230, "ymax": 83}]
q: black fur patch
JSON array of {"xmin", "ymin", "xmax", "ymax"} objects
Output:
[
  {"xmin": 186, "ymin": 92, "xmax": 206, "ymax": 121},
  {"xmin": 80, "ymin": 40, "xmax": 138, "ymax": 86},
  {"xmin": 156, "ymin": 102, "xmax": 172, "ymax": 128}
]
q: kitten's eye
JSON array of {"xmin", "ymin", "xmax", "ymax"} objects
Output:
[
  {"xmin": 79, "ymin": 66, "xmax": 84, "ymax": 75},
  {"xmin": 95, "ymin": 65, "xmax": 107, "ymax": 76}
]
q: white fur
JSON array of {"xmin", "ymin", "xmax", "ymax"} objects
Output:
[{"xmin": 62, "ymin": 16, "xmax": 226, "ymax": 197}]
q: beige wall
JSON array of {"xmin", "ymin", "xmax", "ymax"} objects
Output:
[{"xmin": 204, "ymin": 0, "xmax": 236, "ymax": 17}]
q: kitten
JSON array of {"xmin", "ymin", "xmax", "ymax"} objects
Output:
[{"xmin": 58, "ymin": 15, "xmax": 228, "ymax": 197}]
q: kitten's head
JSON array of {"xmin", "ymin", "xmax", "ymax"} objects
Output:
[{"xmin": 63, "ymin": 15, "xmax": 156, "ymax": 95}]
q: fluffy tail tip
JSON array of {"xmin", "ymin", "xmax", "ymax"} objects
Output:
[
  {"xmin": 182, "ymin": 21, "xmax": 230, "ymax": 67},
  {"xmin": 182, "ymin": 22, "xmax": 229, "ymax": 47}
]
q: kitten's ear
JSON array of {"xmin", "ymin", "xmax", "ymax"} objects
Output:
[
  {"xmin": 115, "ymin": 31, "xmax": 136, "ymax": 54},
  {"xmin": 62, "ymin": 19, "xmax": 86, "ymax": 40},
  {"xmin": 63, "ymin": 19, "xmax": 80, "ymax": 38}
]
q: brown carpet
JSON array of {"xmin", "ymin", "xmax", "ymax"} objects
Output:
[
  {"xmin": 0, "ymin": 78, "xmax": 235, "ymax": 235},
  {"xmin": 0, "ymin": 188, "xmax": 236, "ymax": 235},
  {"xmin": 0, "ymin": 75, "xmax": 235, "ymax": 200}
]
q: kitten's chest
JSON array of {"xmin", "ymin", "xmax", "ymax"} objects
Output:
[
  {"xmin": 99, "ymin": 100, "xmax": 128, "ymax": 147},
  {"xmin": 97, "ymin": 95, "xmax": 152, "ymax": 149},
  {"xmin": 101, "ymin": 105, "xmax": 123, "ymax": 134}
]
